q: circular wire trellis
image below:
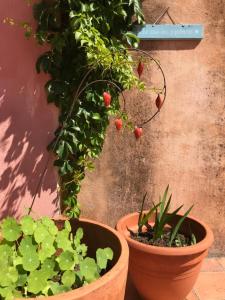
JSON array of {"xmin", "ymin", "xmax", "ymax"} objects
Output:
[
  {"xmin": 28, "ymin": 48, "xmax": 167, "ymax": 214},
  {"xmin": 128, "ymin": 48, "xmax": 167, "ymax": 127}
]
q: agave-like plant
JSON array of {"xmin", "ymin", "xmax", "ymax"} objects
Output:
[{"xmin": 133, "ymin": 186, "xmax": 196, "ymax": 247}]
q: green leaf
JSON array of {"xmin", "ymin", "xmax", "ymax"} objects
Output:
[
  {"xmin": 155, "ymin": 194, "xmax": 173, "ymax": 237},
  {"xmin": 41, "ymin": 217, "xmax": 58, "ymax": 236},
  {"xmin": 92, "ymin": 113, "xmax": 101, "ymax": 120},
  {"xmin": 20, "ymin": 215, "xmax": 36, "ymax": 235},
  {"xmin": 96, "ymin": 247, "xmax": 113, "ymax": 270},
  {"xmin": 65, "ymin": 220, "xmax": 71, "ymax": 232},
  {"xmin": 75, "ymin": 31, "xmax": 82, "ymax": 40},
  {"xmin": 76, "ymin": 244, "xmax": 87, "ymax": 257},
  {"xmin": 38, "ymin": 236, "xmax": 56, "ymax": 262},
  {"xmin": 159, "ymin": 185, "xmax": 169, "ymax": 221},
  {"xmin": 191, "ymin": 233, "xmax": 197, "ymax": 245},
  {"xmin": 16, "ymin": 273, "xmax": 27, "ymax": 287},
  {"xmin": 138, "ymin": 192, "xmax": 147, "ymax": 231},
  {"xmin": 49, "ymin": 282, "xmax": 71, "ymax": 295},
  {"xmin": 80, "ymin": 257, "xmax": 99, "ymax": 283},
  {"xmin": 60, "ymin": 160, "xmax": 73, "ymax": 175},
  {"xmin": 57, "ymin": 250, "xmax": 74, "ymax": 270},
  {"xmin": 35, "ymin": 52, "xmax": 51, "ymax": 73},
  {"xmin": 22, "ymin": 251, "xmax": 40, "ymax": 271},
  {"xmin": 41, "ymin": 235, "xmax": 55, "ymax": 248},
  {"xmin": 74, "ymin": 227, "xmax": 83, "ymax": 246},
  {"xmin": 124, "ymin": 32, "xmax": 140, "ymax": 48},
  {"xmin": 129, "ymin": 0, "xmax": 145, "ymax": 24},
  {"xmin": 19, "ymin": 236, "xmax": 37, "ymax": 256},
  {"xmin": 169, "ymin": 205, "xmax": 194, "ymax": 246},
  {"xmin": 56, "ymin": 229, "xmax": 72, "ymax": 251},
  {"xmin": 27, "ymin": 270, "xmax": 48, "ymax": 294},
  {"xmin": 57, "ymin": 140, "xmax": 66, "ymax": 158},
  {"xmin": 139, "ymin": 202, "xmax": 161, "ymax": 231},
  {"xmin": 34, "ymin": 223, "xmax": 51, "ymax": 243},
  {"xmin": 71, "ymin": 126, "xmax": 81, "ymax": 132},
  {"xmin": 0, "ymin": 244, "xmax": 13, "ymax": 263},
  {"xmin": 38, "ymin": 246, "xmax": 55, "ymax": 263},
  {"xmin": 13, "ymin": 256, "xmax": 22, "ymax": 266},
  {"xmin": 1, "ymin": 218, "xmax": 21, "ymax": 241},
  {"xmin": 0, "ymin": 287, "xmax": 14, "ymax": 300},
  {"xmin": 40, "ymin": 258, "xmax": 56, "ymax": 279},
  {"xmin": 0, "ymin": 266, "xmax": 18, "ymax": 287},
  {"xmin": 13, "ymin": 290, "xmax": 23, "ymax": 299},
  {"xmin": 62, "ymin": 270, "xmax": 76, "ymax": 287}
]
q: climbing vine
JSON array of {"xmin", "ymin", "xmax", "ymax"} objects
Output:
[
  {"xmin": 4, "ymin": 1, "xmax": 167, "ymax": 217},
  {"xmin": 29, "ymin": 0, "xmax": 147, "ymax": 217}
]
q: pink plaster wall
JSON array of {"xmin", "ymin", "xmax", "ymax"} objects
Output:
[{"xmin": 0, "ymin": 1, "xmax": 59, "ymax": 218}]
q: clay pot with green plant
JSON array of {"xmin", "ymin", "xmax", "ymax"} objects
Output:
[
  {"xmin": 116, "ymin": 186, "xmax": 214, "ymax": 300},
  {"xmin": 0, "ymin": 215, "xmax": 128, "ymax": 300}
]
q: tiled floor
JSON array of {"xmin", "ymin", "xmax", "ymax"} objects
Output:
[{"xmin": 125, "ymin": 257, "xmax": 225, "ymax": 300}]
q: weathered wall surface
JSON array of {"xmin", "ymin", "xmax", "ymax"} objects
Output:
[
  {"xmin": 0, "ymin": 1, "xmax": 58, "ymax": 218},
  {"xmin": 79, "ymin": 0, "xmax": 225, "ymax": 255},
  {"xmin": 0, "ymin": 1, "xmax": 224, "ymax": 255}
]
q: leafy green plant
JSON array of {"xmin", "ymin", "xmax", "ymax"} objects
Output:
[
  {"xmin": 0, "ymin": 216, "xmax": 113, "ymax": 299},
  {"xmin": 5, "ymin": 1, "xmax": 167, "ymax": 218},
  {"xmin": 131, "ymin": 186, "xmax": 196, "ymax": 247},
  {"xmin": 30, "ymin": 0, "xmax": 145, "ymax": 217}
]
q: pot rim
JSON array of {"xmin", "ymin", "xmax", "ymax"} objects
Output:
[
  {"xmin": 18, "ymin": 217, "xmax": 129, "ymax": 299},
  {"xmin": 116, "ymin": 212, "xmax": 214, "ymax": 256}
]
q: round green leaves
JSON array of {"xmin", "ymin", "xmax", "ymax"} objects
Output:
[
  {"xmin": 80, "ymin": 258, "xmax": 99, "ymax": 283},
  {"xmin": 20, "ymin": 216, "xmax": 36, "ymax": 236},
  {"xmin": 0, "ymin": 266, "xmax": 18, "ymax": 287},
  {"xmin": 34, "ymin": 223, "xmax": 51, "ymax": 243},
  {"xmin": 57, "ymin": 251, "xmax": 74, "ymax": 271},
  {"xmin": 0, "ymin": 215, "xmax": 114, "ymax": 298},
  {"xmin": 27, "ymin": 270, "xmax": 47, "ymax": 294},
  {"xmin": 96, "ymin": 247, "xmax": 113, "ymax": 270},
  {"xmin": 0, "ymin": 244, "xmax": 13, "ymax": 266},
  {"xmin": 62, "ymin": 270, "xmax": 75, "ymax": 287},
  {"xmin": 1, "ymin": 218, "xmax": 21, "ymax": 241},
  {"xmin": 19, "ymin": 236, "xmax": 37, "ymax": 256},
  {"xmin": 41, "ymin": 258, "xmax": 56, "ymax": 279},
  {"xmin": 22, "ymin": 252, "xmax": 40, "ymax": 272}
]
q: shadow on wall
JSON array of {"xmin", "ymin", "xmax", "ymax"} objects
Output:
[
  {"xmin": 140, "ymin": 40, "xmax": 201, "ymax": 51},
  {"xmin": 0, "ymin": 2, "xmax": 58, "ymax": 218}
]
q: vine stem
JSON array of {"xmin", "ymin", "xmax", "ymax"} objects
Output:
[
  {"xmin": 76, "ymin": 79, "xmax": 127, "ymax": 111},
  {"xmin": 75, "ymin": 48, "xmax": 167, "ymax": 127},
  {"xmin": 28, "ymin": 69, "xmax": 94, "ymax": 215},
  {"xmin": 127, "ymin": 47, "xmax": 167, "ymax": 127},
  {"xmin": 28, "ymin": 47, "xmax": 166, "ymax": 215}
]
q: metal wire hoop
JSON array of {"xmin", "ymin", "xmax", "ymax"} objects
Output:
[{"xmin": 28, "ymin": 48, "xmax": 167, "ymax": 214}]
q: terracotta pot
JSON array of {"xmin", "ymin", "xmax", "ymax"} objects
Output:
[
  {"xmin": 116, "ymin": 212, "xmax": 214, "ymax": 300},
  {"xmin": 19, "ymin": 217, "xmax": 129, "ymax": 300}
]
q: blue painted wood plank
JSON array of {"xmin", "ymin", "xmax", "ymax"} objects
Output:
[{"xmin": 133, "ymin": 24, "xmax": 204, "ymax": 40}]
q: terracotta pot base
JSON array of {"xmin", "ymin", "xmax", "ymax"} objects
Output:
[{"xmin": 117, "ymin": 212, "xmax": 213, "ymax": 300}]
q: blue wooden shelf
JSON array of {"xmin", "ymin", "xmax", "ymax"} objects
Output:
[{"xmin": 133, "ymin": 24, "xmax": 204, "ymax": 40}]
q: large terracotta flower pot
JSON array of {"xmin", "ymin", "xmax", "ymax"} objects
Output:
[
  {"xmin": 20, "ymin": 217, "xmax": 129, "ymax": 300},
  {"xmin": 116, "ymin": 212, "xmax": 214, "ymax": 300}
]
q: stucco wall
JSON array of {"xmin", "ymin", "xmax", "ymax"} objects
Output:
[
  {"xmin": 79, "ymin": 0, "xmax": 225, "ymax": 255},
  {"xmin": 0, "ymin": 1, "xmax": 224, "ymax": 255},
  {"xmin": 0, "ymin": 1, "xmax": 58, "ymax": 218}
]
